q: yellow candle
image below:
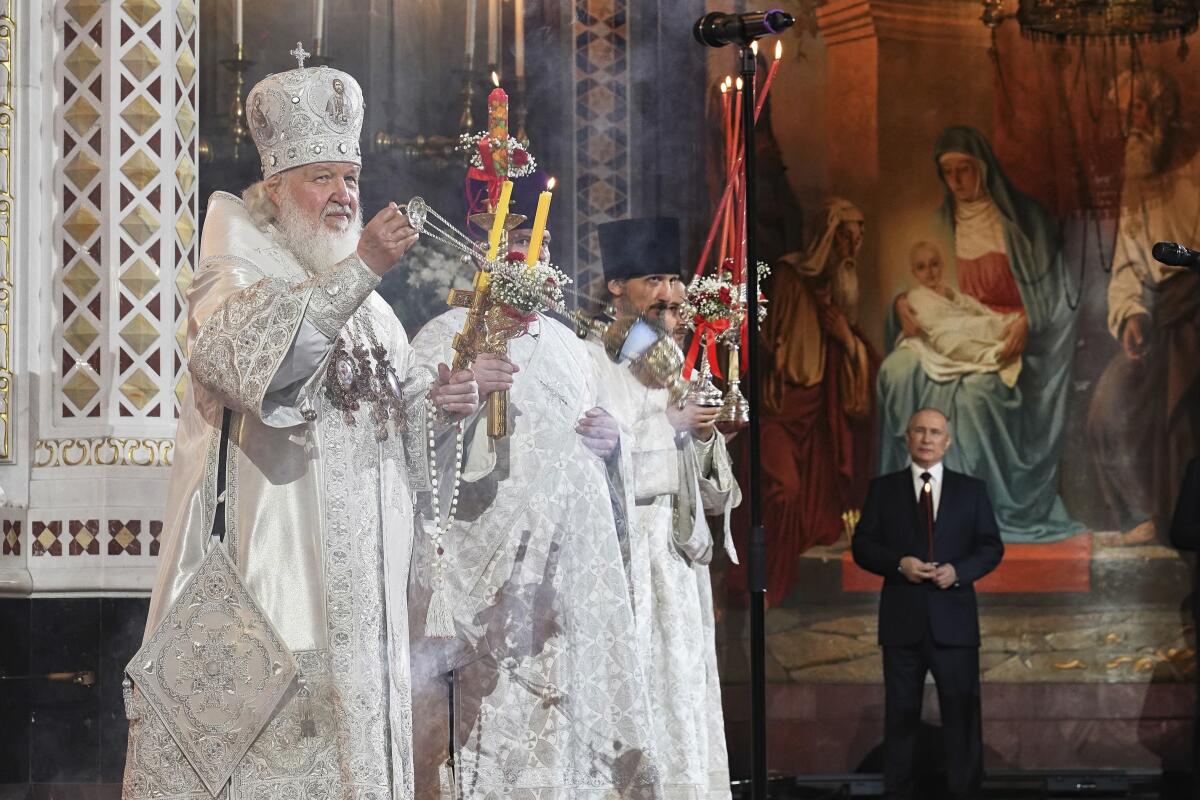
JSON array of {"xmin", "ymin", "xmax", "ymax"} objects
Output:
[
  {"xmin": 525, "ymin": 177, "xmax": 555, "ymax": 266},
  {"xmin": 486, "ymin": 180, "xmax": 513, "ymax": 261}
]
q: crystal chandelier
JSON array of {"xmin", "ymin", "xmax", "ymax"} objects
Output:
[{"xmin": 982, "ymin": 0, "xmax": 1199, "ymax": 40}]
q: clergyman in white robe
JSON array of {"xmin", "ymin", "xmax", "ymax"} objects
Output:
[
  {"xmin": 595, "ymin": 352, "xmax": 741, "ymax": 800},
  {"xmin": 407, "ymin": 308, "xmax": 661, "ymax": 800},
  {"xmin": 121, "ymin": 189, "xmax": 431, "ymax": 800}
]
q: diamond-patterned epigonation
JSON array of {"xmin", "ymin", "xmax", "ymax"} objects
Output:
[
  {"xmin": 63, "ymin": 262, "xmax": 100, "ymax": 298},
  {"xmin": 63, "ymin": 207, "xmax": 101, "ymax": 245},
  {"xmin": 122, "ymin": 41, "xmax": 161, "ymax": 82},
  {"xmin": 62, "ymin": 370, "xmax": 99, "ymax": 407},
  {"xmin": 64, "ymin": 315, "xmax": 99, "ymax": 353},
  {"xmin": 121, "ymin": 149, "xmax": 159, "ymax": 190},
  {"xmin": 121, "ymin": 314, "xmax": 158, "ymax": 355},
  {"xmin": 121, "ymin": 204, "xmax": 160, "ymax": 245},
  {"xmin": 64, "ymin": 43, "xmax": 101, "ymax": 82},
  {"xmin": 121, "ymin": 259, "xmax": 159, "ymax": 299},
  {"xmin": 122, "ymin": 96, "xmax": 159, "ymax": 137},
  {"xmin": 63, "ymin": 151, "xmax": 101, "ymax": 190},
  {"xmin": 122, "ymin": 0, "xmax": 162, "ymax": 27},
  {"xmin": 120, "ymin": 368, "xmax": 158, "ymax": 409},
  {"xmin": 64, "ymin": 96, "xmax": 101, "ymax": 136}
]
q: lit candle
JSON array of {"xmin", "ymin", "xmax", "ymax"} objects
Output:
[
  {"xmin": 755, "ymin": 41, "xmax": 783, "ymax": 120},
  {"xmin": 514, "ymin": 0, "xmax": 525, "ymax": 78},
  {"xmin": 314, "ymin": 0, "xmax": 325, "ymax": 50},
  {"xmin": 235, "ymin": 0, "xmax": 243, "ymax": 48},
  {"xmin": 487, "ymin": 0, "xmax": 499, "ymax": 65},
  {"xmin": 525, "ymin": 177, "xmax": 555, "ymax": 266},
  {"xmin": 486, "ymin": 180, "xmax": 513, "ymax": 261},
  {"xmin": 465, "ymin": 0, "xmax": 477, "ymax": 68},
  {"xmin": 488, "ymin": 75, "xmax": 510, "ymax": 178},
  {"xmin": 720, "ymin": 79, "xmax": 731, "ymax": 168},
  {"xmin": 730, "ymin": 77, "xmax": 743, "ymax": 172}
]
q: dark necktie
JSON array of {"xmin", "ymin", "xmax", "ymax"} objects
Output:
[{"xmin": 920, "ymin": 471, "xmax": 934, "ymax": 559}]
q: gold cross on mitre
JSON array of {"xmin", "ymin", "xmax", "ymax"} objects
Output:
[{"xmin": 290, "ymin": 42, "xmax": 310, "ymax": 68}]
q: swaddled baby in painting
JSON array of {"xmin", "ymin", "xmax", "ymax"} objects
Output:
[{"xmin": 897, "ymin": 240, "xmax": 1022, "ymax": 388}]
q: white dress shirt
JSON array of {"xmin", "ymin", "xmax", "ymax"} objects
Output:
[{"xmin": 910, "ymin": 461, "xmax": 944, "ymax": 520}]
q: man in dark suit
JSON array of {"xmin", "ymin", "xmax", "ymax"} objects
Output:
[{"xmin": 853, "ymin": 407, "xmax": 1004, "ymax": 799}]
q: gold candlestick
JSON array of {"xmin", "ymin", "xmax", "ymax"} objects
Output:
[{"xmin": 219, "ymin": 44, "xmax": 254, "ymax": 161}]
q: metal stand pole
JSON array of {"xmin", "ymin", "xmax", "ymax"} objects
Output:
[{"xmin": 738, "ymin": 44, "xmax": 768, "ymax": 800}]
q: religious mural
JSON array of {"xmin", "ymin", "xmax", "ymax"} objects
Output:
[{"xmin": 716, "ymin": 0, "xmax": 1198, "ymax": 774}]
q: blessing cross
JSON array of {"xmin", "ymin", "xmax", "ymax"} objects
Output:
[{"xmin": 290, "ymin": 42, "xmax": 310, "ymax": 68}]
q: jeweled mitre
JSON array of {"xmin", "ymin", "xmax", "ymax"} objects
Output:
[{"xmin": 246, "ymin": 64, "xmax": 364, "ymax": 178}]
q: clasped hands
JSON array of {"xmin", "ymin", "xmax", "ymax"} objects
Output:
[
  {"xmin": 899, "ymin": 556, "xmax": 957, "ymax": 589},
  {"xmin": 427, "ymin": 352, "xmax": 517, "ymax": 422}
]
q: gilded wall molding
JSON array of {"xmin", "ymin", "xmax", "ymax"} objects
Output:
[
  {"xmin": 0, "ymin": 7, "xmax": 15, "ymax": 463},
  {"xmin": 33, "ymin": 437, "xmax": 174, "ymax": 468}
]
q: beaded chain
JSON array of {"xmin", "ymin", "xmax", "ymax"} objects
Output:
[{"xmin": 422, "ymin": 396, "xmax": 466, "ymax": 638}]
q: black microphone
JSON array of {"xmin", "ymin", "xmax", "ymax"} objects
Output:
[
  {"xmin": 693, "ymin": 10, "xmax": 795, "ymax": 47},
  {"xmin": 1152, "ymin": 241, "xmax": 1200, "ymax": 269}
]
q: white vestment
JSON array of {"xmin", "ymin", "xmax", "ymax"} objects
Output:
[
  {"xmin": 123, "ymin": 192, "xmax": 422, "ymax": 800},
  {"xmin": 897, "ymin": 285, "xmax": 1022, "ymax": 388},
  {"xmin": 407, "ymin": 309, "xmax": 660, "ymax": 800},
  {"xmin": 594, "ymin": 355, "xmax": 741, "ymax": 800}
]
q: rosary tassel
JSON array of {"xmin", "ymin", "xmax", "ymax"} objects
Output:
[{"xmin": 424, "ymin": 573, "xmax": 456, "ymax": 639}]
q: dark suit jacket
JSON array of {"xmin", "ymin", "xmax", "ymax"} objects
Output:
[{"xmin": 852, "ymin": 467, "xmax": 1004, "ymax": 647}]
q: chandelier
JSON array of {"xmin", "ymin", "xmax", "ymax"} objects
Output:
[{"xmin": 982, "ymin": 0, "xmax": 1199, "ymax": 40}]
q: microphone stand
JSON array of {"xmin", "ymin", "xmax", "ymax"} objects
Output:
[{"xmin": 738, "ymin": 43, "xmax": 768, "ymax": 800}]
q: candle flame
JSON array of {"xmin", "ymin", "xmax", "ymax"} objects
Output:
[
  {"xmin": 491, "ymin": 71, "xmax": 500, "ymax": 87},
  {"xmin": 547, "ymin": 176, "xmax": 556, "ymax": 191},
  {"xmin": 735, "ymin": 76, "xmax": 744, "ymax": 91},
  {"xmin": 750, "ymin": 40, "xmax": 759, "ymax": 55},
  {"xmin": 775, "ymin": 40, "xmax": 783, "ymax": 60},
  {"xmin": 720, "ymin": 82, "xmax": 728, "ymax": 94}
]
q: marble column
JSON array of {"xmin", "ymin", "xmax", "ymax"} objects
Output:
[{"xmin": 0, "ymin": 0, "xmax": 199, "ymax": 597}]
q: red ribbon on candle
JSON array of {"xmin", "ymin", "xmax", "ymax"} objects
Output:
[{"xmin": 683, "ymin": 319, "xmax": 730, "ymax": 380}]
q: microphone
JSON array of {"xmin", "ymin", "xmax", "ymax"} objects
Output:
[
  {"xmin": 693, "ymin": 10, "xmax": 795, "ymax": 47},
  {"xmin": 1152, "ymin": 241, "xmax": 1200, "ymax": 269}
]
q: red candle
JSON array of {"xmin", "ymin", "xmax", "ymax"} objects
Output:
[
  {"xmin": 754, "ymin": 41, "xmax": 783, "ymax": 121},
  {"xmin": 730, "ymin": 77, "xmax": 743, "ymax": 173},
  {"xmin": 721, "ymin": 77, "xmax": 732, "ymax": 169},
  {"xmin": 488, "ymin": 74, "xmax": 509, "ymax": 180}
]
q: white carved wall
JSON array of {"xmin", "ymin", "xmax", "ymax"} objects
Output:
[{"xmin": 0, "ymin": 0, "xmax": 197, "ymax": 595}]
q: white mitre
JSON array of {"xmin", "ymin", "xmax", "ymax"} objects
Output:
[{"xmin": 246, "ymin": 42, "xmax": 364, "ymax": 178}]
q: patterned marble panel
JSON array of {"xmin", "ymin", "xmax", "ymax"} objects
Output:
[
  {"xmin": 31, "ymin": 521, "xmax": 63, "ymax": 557},
  {"xmin": 68, "ymin": 518, "xmax": 100, "ymax": 555},
  {"xmin": 572, "ymin": 0, "xmax": 631, "ymax": 289}
]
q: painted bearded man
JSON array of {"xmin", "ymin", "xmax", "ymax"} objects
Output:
[
  {"xmin": 122, "ymin": 58, "xmax": 478, "ymax": 800},
  {"xmin": 1088, "ymin": 68, "xmax": 1200, "ymax": 546}
]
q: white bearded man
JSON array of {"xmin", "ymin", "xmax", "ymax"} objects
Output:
[
  {"xmin": 121, "ymin": 54, "xmax": 478, "ymax": 800},
  {"xmin": 590, "ymin": 217, "xmax": 741, "ymax": 799},
  {"xmin": 405, "ymin": 175, "xmax": 662, "ymax": 800}
]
